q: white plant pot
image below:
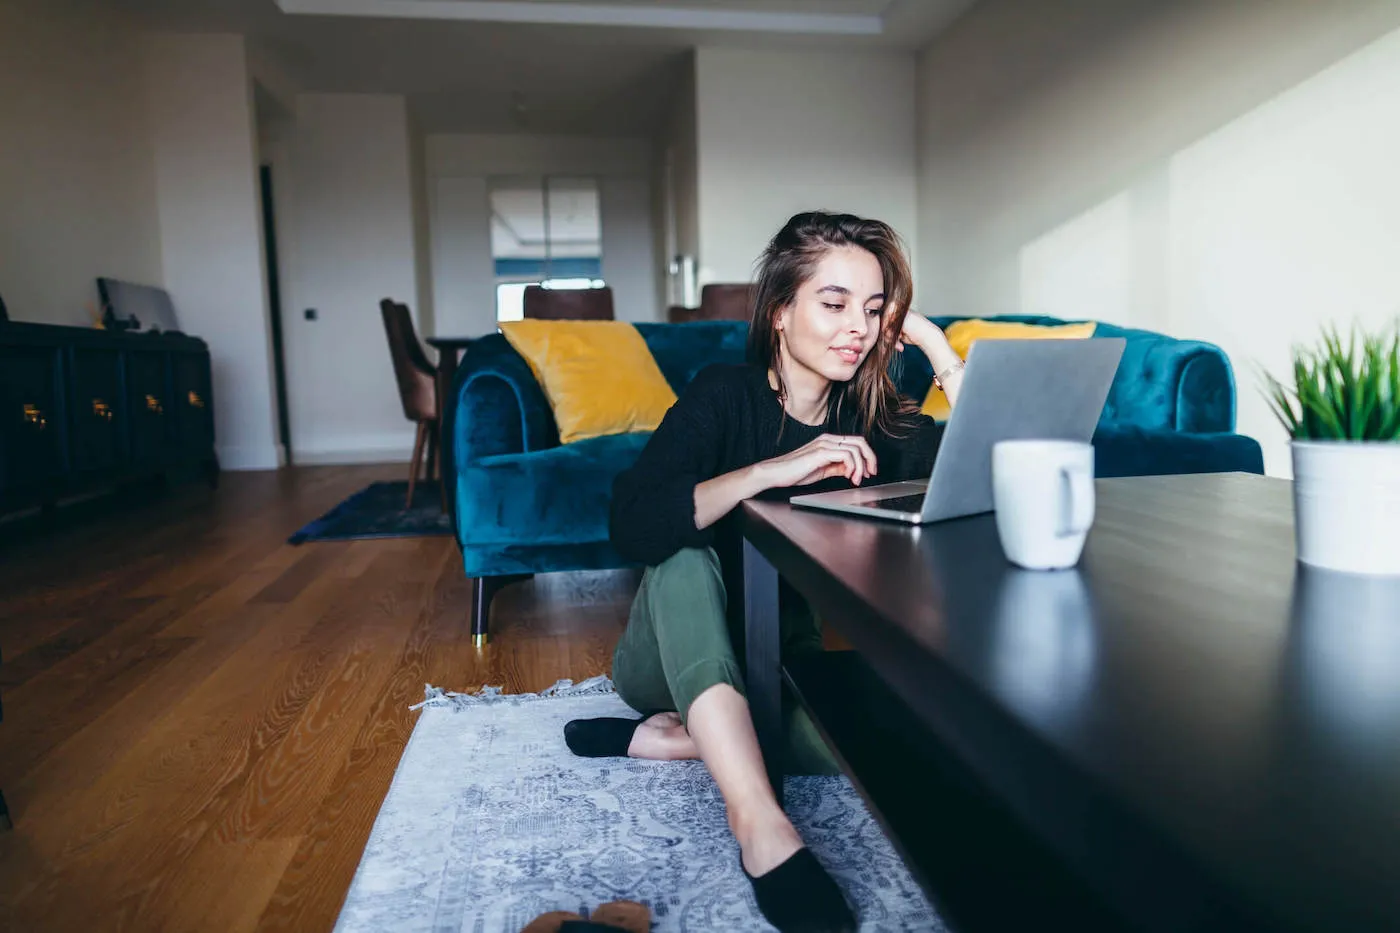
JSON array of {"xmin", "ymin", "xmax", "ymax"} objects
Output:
[{"xmin": 1292, "ymin": 440, "xmax": 1400, "ymax": 576}]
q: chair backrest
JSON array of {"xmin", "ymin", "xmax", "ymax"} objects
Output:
[
  {"xmin": 699, "ymin": 283, "xmax": 755, "ymax": 322},
  {"xmin": 523, "ymin": 285, "xmax": 615, "ymax": 321},
  {"xmin": 379, "ymin": 298, "xmax": 437, "ymax": 422},
  {"xmin": 665, "ymin": 283, "xmax": 754, "ymax": 323}
]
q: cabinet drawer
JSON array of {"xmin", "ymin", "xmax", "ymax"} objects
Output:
[
  {"xmin": 68, "ymin": 348, "xmax": 124, "ymax": 473},
  {"xmin": 173, "ymin": 352, "xmax": 214, "ymax": 457},
  {"xmin": 0, "ymin": 346, "xmax": 66, "ymax": 493},
  {"xmin": 126, "ymin": 350, "xmax": 175, "ymax": 466}
]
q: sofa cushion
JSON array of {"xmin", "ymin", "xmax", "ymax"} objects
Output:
[
  {"xmin": 455, "ymin": 423, "xmax": 1264, "ymax": 566},
  {"xmin": 501, "ymin": 320, "xmax": 677, "ymax": 444},
  {"xmin": 920, "ymin": 319, "xmax": 1098, "ymax": 420},
  {"xmin": 1092, "ymin": 425, "xmax": 1263, "ymax": 477}
]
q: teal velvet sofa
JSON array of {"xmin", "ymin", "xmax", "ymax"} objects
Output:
[{"xmin": 449, "ymin": 316, "xmax": 1264, "ymax": 637}]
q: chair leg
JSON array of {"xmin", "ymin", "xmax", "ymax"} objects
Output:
[
  {"xmin": 425, "ymin": 422, "xmax": 439, "ymax": 484},
  {"xmin": 406, "ymin": 421, "xmax": 427, "ymax": 509}
]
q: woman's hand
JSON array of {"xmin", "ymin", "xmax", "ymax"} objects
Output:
[
  {"xmin": 895, "ymin": 311, "xmax": 966, "ymax": 407},
  {"xmin": 894, "ymin": 311, "xmax": 947, "ymax": 354},
  {"xmin": 694, "ymin": 435, "xmax": 879, "ymax": 530},
  {"xmin": 753, "ymin": 434, "xmax": 879, "ymax": 488}
]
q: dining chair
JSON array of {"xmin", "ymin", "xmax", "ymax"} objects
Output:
[
  {"xmin": 379, "ymin": 298, "xmax": 444, "ymax": 510},
  {"xmin": 522, "ymin": 285, "xmax": 615, "ymax": 321},
  {"xmin": 666, "ymin": 283, "xmax": 755, "ymax": 323}
]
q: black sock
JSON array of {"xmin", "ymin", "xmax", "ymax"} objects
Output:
[
  {"xmin": 744, "ymin": 848, "xmax": 856, "ymax": 933},
  {"xmin": 563, "ymin": 717, "xmax": 646, "ymax": 757}
]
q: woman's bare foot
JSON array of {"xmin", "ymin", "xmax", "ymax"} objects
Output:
[{"xmin": 626, "ymin": 712, "xmax": 700, "ymax": 760}]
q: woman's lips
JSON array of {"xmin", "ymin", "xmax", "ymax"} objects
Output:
[{"xmin": 832, "ymin": 346, "xmax": 861, "ymax": 364}]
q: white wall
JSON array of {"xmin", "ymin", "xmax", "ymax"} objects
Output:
[
  {"xmin": 915, "ymin": 0, "xmax": 1400, "ymax": 476},
  {"xmin": 430, "ymin": 176, "xmax": 495, "ymax": 338},
  {"xmin": 144, "ymin": 34, "xmax": 280, "ymax": 471},
  {"xmin": 426, "ymin": 132, "xmax": 660, "ymax": 336},
  {"xmin": 601, "ymin": 176, "xmax": 659, "ymax": 324},
  {"xmin": 658, "ymin": 53, "xmax": 699, "ymax": 307},
  {"xmin": 0, "ymin": 0, "xmax": 162, "ymax": 325},
  {"xmin": 408, "ymin": 113, "xmax": 436, "ymax": 337},
  {"xmin": 279, "ymin": 94, "xmax": 424, "ymax": 465},
  {"xmin": 693, "ymin": 47, "xmax": 918, "ymax": 288}
]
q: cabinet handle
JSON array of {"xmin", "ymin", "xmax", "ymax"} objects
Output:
[
  {"xmin": 22, "ymin": 403, "xmax": 47, "ymax": 430},
  {"xmin": 92, "ymin": 399, "xmax": 113, "ymax": 421},
  {"xmin": 145, "ymin": 394, "xmax": 164, "ymax": 414},
  {"xmin": 187, "ymin": 390, "xmax": 205, "ymax": 409}
]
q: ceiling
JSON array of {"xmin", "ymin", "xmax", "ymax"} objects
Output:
[{"xmin": 117, "ymin": 0, "xmax": 976, "ymax": 135}]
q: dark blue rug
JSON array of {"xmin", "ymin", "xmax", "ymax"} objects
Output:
[{"xmin": 289, "ymin": 481, "xmax": 452, "ymax": 544}]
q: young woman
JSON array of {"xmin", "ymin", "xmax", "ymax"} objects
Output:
[{"xmin": 565, "ymin": 212, "xmax": 966, "ymax": 933}]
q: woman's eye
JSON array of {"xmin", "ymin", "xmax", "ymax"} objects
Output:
[
  {"xmin": 866, "ymin": 307, "xmax": 883, "ymax": 316},
  {"xmin": 822, "ymin": 303, "xmax": 844, "ymax": 311}
]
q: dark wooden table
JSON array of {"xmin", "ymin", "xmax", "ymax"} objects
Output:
[
  {"xmin": 742, "ymin": 472, "xmax": 1400, "ymax": 933},
  {"xmin": 425, "ymin": 336, "xmax": 475, "ymax": 515}
]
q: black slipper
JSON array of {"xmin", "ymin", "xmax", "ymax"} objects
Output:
[
  {"xmin": 563, "ymin": 711, "xmax": 667, "ymax": 758},
  {"xmin": 743, "ymin": 848, "xmax": 856, "ymax": 933}
]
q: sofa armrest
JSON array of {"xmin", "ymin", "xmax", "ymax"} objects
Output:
[
  {"xmin": 1093, "ymin": 322, "xmax": 1237, "ymax": 433},
  {"xmin": 1176, "ymin": 352, "xmax": 1236, "ymax": 433},
  {"xmin": 451, "ymin": 334, "xmax": 560, "ymax": 471}
]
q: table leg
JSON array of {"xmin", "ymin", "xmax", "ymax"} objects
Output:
[
  {"xmin": 744, "ymin": 538, "xmax": 784, "ymax": 807},
  {"xmin": 436, "ymin": 348, "xmax": 460, "ymax": 515}
]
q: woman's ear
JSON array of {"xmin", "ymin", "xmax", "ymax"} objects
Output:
[{"xmin": 775, "ymin": 302, "xmax": 791, "ymax": 334}]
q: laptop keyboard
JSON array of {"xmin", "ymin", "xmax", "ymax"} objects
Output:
[{"xmin": 864, "ymin": 493, "xmax": 927, "ymax": 513}]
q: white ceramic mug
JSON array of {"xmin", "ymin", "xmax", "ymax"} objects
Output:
[{"xmin": 992, "ymin": 440, "xmax": 1096, "ymax": 570}]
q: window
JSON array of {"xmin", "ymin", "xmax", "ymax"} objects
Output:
[{"xmin": 490, "ymin": 176, "xmax": 603, "ymax": 321}]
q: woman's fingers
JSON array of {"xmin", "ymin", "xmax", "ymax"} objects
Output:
[
  {"xmin": 809, "ymin": 444, "xmax": 860, "ymax": 484},
  {"xmin": 787, "ymin": 435, "xmax": 881, "ymax": 486},
  {"xmin": 808, "ymin": 435, "xmax": 875, "ymax": 483},
  {"xmin": 823, "ymin": 435, "xmax": 878, "ymax": 478}
]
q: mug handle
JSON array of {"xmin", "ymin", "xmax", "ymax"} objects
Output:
[{"xmin": 1057, "ymin": 466, "xmax": 1095, "ymax": 538}]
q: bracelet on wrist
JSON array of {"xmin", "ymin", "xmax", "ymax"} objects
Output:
[{"xmin": 931, "ymin": 358, "xmax": 965, "ymax": 391}]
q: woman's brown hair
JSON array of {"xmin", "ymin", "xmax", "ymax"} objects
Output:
[{"xmin": 746, "ymin": 210, "xmax": 919, "ymax": 438}]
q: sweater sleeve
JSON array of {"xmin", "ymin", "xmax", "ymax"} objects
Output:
[{"xmin": 609, "ymin": 366, "xmax": 731, "ymax": 565}]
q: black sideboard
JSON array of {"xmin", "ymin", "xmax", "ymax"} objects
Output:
[{"xmin": 0, "ymin": 322, "xmax": 217, "ymax": 517}]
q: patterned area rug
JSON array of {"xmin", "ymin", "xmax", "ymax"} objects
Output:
[
  {"xmin": 334, "ymin": 678, "xmax": 944, "ymax": 933},
  {"xmin": 288, "ymin": 481, "xmax": 451, "ymax": 544}
]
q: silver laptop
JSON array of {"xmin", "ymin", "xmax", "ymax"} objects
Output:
[{"xmin": 790, "ymin": 337, "xmax": 1126, "ymax": 524}]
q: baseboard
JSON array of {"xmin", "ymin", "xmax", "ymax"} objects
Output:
[
  {"xmin": 217, "ymin": 444, "xmax": 282, "ymax": 471},
  {"xmin": 293, "ymin": 433, "xmax": 418, "ymax": 466}
]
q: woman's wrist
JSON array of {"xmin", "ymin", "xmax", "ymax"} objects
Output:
[
  {"xmin": 741, "ymin": 461, "xmax": 773, "ymax": 497},
  {"xmin": 921, "ymin": 329, "xmax": 962, "ymax": 372}
]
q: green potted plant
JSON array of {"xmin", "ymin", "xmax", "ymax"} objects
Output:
[{"xmin": 1264, "ymin": 323, "xmax": 1400, "ymax": 575}]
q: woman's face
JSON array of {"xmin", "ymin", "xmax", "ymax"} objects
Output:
[{"xmin": 777, "ymin": 245, "xmax": 886, "ymax": 384}]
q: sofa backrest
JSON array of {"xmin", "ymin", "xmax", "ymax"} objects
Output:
[
  {"xmin": 636, "ymin": 316, "xmax": 1236, "ymax": 434},
  {"xmin": 454, "ymin": 316, "xmax": 1237, "ymax": 462},
  {"xmin": 634, "ymin": 321, "xmax": 748, "ymax": 393}
]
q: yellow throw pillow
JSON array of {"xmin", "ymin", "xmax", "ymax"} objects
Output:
[
  {"xmin": 920, "ymin": 319, "xmax": 1097, "ymax": 420},
  {"xmin": 501, "ymin": 320, "xmax": 678, "ymax": 444}
]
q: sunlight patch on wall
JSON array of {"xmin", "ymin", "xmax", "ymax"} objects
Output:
[{"xmin": 1018, "ymin": 191, "xmax": 1134, "ymax": 326}]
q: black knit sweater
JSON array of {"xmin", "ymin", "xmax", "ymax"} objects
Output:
[{"xmin": 609, "ymin": 363, "xmax": 943, "ymax": 621}]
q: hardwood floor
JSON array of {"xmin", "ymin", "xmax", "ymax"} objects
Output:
[{"xmin": 0, "ymin": 466, "xmax": 638, "ymax": 932}]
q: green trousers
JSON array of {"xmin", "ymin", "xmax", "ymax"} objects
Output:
[{"xmin": 611, "ymin": 547, "xmax": 839, "ymax": 775}]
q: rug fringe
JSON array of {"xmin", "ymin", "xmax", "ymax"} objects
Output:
[{"xmin": 411, "ymin": 674, "xmax": 617, "ymax": 711}]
